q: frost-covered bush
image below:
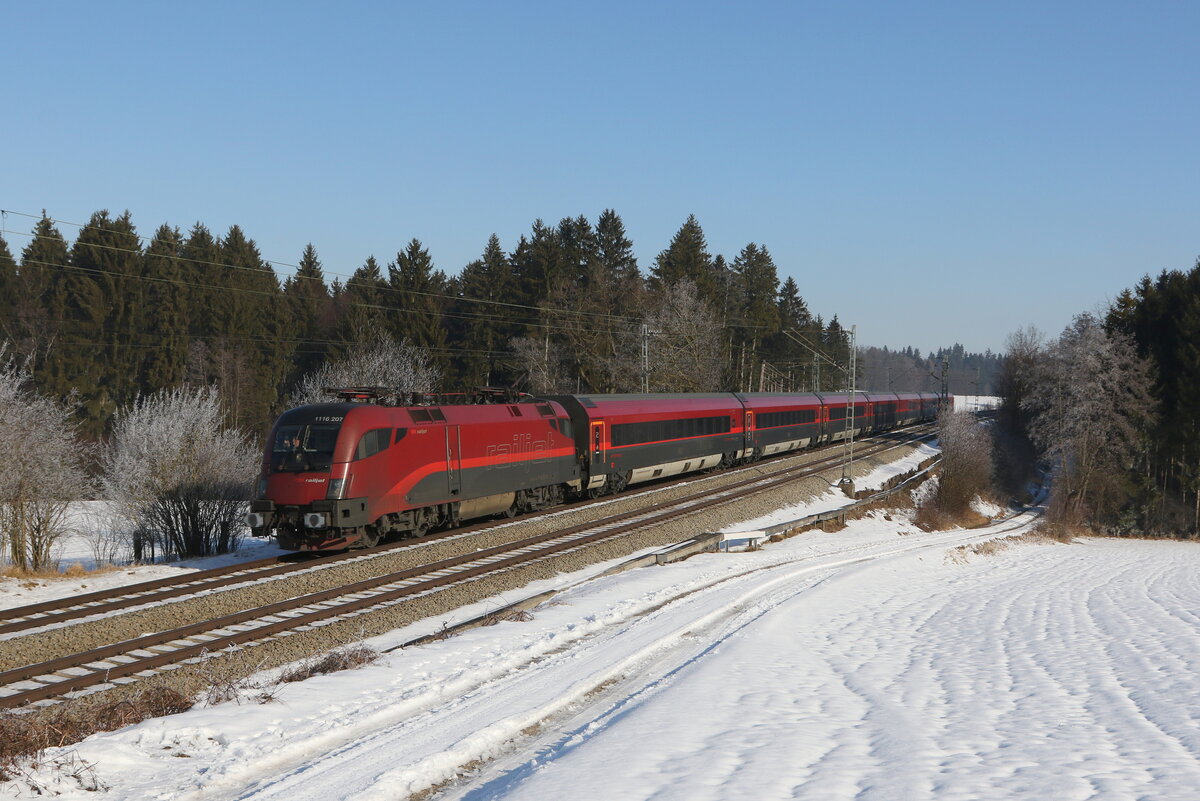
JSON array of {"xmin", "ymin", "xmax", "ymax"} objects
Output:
[
  {"xmin": 75, "ymin": 504, "xmax": 135, "ymax": 566},
  {"xmin": 934, "ymin": 410, "xmax": 994, "ymax": 515},
  {"xmin": 0, "ymin": 345, "xmax": 91, "ymax": 571},
  {"xmin": 289, "ymin": 335, "xmax": 438, "ymax": 407},
  {"xmin": 101, "ymin": 386, "xmax": 258, "ymax": 559}
]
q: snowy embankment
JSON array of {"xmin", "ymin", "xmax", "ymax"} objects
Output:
[{"xmin": 10, "ymin": 445, "xmax": 1200, "ymax": 800}]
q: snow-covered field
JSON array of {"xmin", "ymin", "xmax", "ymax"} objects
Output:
[
  {"xmin": 6, "ymin": 443, "xmax": 1199, "ymax": 800},
  {"xmin": 952, "ymin": 394, "xmax": 1000, "ymax": 412}
]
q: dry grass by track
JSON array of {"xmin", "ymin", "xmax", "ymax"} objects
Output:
[
  {"xmin": 0, "ymin": 563, "xmax": 123, "ymax": 581},
  {"xmin": 944, "ymin": 525, "xmax": 1074, "ymax": 565},
  {"xmin": 0, "ymin": 639, "xmax": 380, "ymax": 792}
]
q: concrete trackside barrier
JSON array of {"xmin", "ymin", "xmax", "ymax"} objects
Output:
[
  {"xmin": 654, "ymin": 532, "xmax": 724, "ymax": 564},
  {"xmin": 720, "ymin": 458, "xmax": 941, "ymax": 549}
]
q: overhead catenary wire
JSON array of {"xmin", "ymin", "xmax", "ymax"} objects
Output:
[{"xmin": 11, "ymin": 256, "xmax": 637, "ymax": 338}]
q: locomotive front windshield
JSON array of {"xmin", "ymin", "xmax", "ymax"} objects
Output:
[{"xmin": 271, "ymin": 423, "xmax": 340, "ymax": 472}]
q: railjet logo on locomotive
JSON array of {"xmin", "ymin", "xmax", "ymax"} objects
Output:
[{"xmin": 246, "ymin": 387, "xmax": 944, "ymax": 551}]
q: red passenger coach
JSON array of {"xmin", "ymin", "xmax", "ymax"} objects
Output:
[
  {"xmin": 248, "ymin": 391, "xmax": 579, "ymax": 551},
  {"xmin": 549, "ymin": 394, "xmax": 748, "ymax": 495},
  {"xmin": 737, "ymin": 393, "xmax": 824, "ymax": 458}
]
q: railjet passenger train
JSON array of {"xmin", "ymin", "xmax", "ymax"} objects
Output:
[{"xmin": 247, "ymin": 388, "xmax": 945, "ymax": 551}]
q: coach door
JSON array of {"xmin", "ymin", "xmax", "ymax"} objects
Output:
[
  {"xmin": 590, "ymin": 421, "xmax": 605, "ymax": 467},
  {"xmin": 445, "ymin": 425, "xmax": 462, "ymax": 496}
]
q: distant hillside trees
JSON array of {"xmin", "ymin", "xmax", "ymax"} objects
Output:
[{"xmin": 858, "ymin": 343, "xmax": 1002, "ymax": 396}]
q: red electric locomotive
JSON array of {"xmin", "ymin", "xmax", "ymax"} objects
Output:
[{"xmin": 247, "ymin": 389, "xmax": 580, "ymax": 550}]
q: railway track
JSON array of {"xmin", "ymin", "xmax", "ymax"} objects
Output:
[
  {"xmin": 0, "ymin": 424, "xmax": 932, "ymax": 639},
  {"xmin": 0, "ymin": 427, "xmax": 933, "ymax": 709}
]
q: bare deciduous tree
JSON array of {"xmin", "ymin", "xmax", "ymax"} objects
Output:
[
  {"xmin": 510, "ymin": 335, "xmax": 573, "ymax": 394},
  {"xmin": 933, "ymin": 410, "xmax": 995, "ymax": 516},
  {"xmin": 0, "ymin": 344, "xmax": 91, "ymax": 571},
  {"xmin": 289, "ymin": 334, "xmax": 438, "ymax": 407},
  {"xmin": 642, "ymin": 280, "xmax": 724, "ymax": 392},
  {"xmin": 102, "ymin": 386, "xmax": 258, "ymax": 560}
]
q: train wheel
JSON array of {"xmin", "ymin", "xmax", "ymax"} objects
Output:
[{"xmin": 357, "ymin": 525, "xmax": 381, "ymax": 549}]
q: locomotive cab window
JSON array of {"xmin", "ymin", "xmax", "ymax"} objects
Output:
[
  {"xmin": 354, "ymin": 428, "xmax": 393, "ymax": 460},
  {"xmin": 271, "ymin": 423, "xmax": 340, "ymax": 473}
]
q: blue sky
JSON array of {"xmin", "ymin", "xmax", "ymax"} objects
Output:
[{"xmin": 3, "ymin": 1, "xmax": 1197, "ymax": 355}]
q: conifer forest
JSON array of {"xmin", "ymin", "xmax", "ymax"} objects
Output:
[{"xmin": 0, "ymin": 208, "xmax": 998, "ymax": 440}]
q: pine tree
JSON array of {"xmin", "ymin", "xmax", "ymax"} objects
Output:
[
  {"xmin": 213, "ymin": 225, "xmax": 289, "ymax": 430},
  {"xmin": 728, "ymin": 243, "xmax": 781, "ymax": 390},
  {"xmin": 0, "ymin": 235, "xmax": 16, "ymax": 340},
  {"xmin": 49, "ymin": 210, "xmax": 143, "ymax": 435},
  {"xmin": 336, "ymin": 255, "xmax": 390, "ymax": 352},
  {"xmin": 823, "ymin": 315, "xmax": 850, "ymax": 391},
  {"xmin": 17, "ymin": 215, "xmax": 70, "ymax": 373},
  {"xmin": 510, "ymin": 219, "xmax": 563, "ymax": 317},
  {"xmin": 453, "ymin": 234, "xmax": 520, "ymax": 387},
  {"xmin": 388, "ymin": 238, "xmax": 448, "ymax": 362},
  {"xmin": 142, "ymin": 224, "xmax": 190, "ymax": 392},
  {"xmin": 181, "ymin": 223, "xmax": 222, "ymax": 340},
  {"xmin": 652, "ymin": 215, "xmax": 719, "ymax": 304},
  {"xmin": 556, "ymin": 215, "xmax": 599, "ymax": 288},
  {"xmin": 776, "ymin": 276, "xmax": 811, "ymax": 331},
  {"xmin": 283, "ymin": 243, "xmax": 331, "ymax": 381},
  {"xmin": 595, "ymin": 209, "xmax": 639, "ymax": 285}
]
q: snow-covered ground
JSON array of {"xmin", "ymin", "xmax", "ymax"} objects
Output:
[
  {"xmin": 8, "ymin": 448, "xmax": 1200, "ymax": 800},
  {"xmin": 0, "ymin": 501, "xmax": 285, "ymax": 611},
  {"xmin": 11, "ymin": 522, "xmax": 1200, "ymax": 798}
]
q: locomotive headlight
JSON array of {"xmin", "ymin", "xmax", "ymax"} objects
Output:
[
  {"xmin": 256, "ymin": 477, "xmax": 268, "ymax": 499},
  {"xmin": 326, "ymin": 478, "xmax": 345, "ymax": 499}
]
